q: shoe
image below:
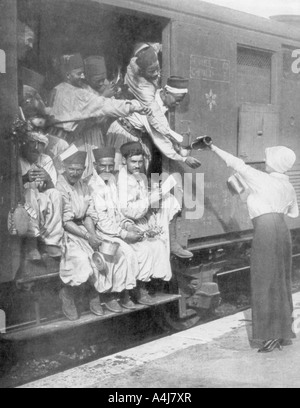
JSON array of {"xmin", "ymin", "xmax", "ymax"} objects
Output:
[
  {"xmin": 169, "ymin": 215, "xmax": 193, "ymax": 259},
  {"xmin": 170, "ymin": 242, "xmax": 193, "ymax": 259},
  {"xmin": 103, "ymin": 294, "xmax": 123, "ymax": 313},
  {"xmin": 120, "ymin": 291, "xmax": 137, "ymax": 310},
  {"xmin": 137, "ymin": 294, "xmax": 156, "ymax": 306},
  {"xmin": 258, "ymin": 339, "xmax": 283, "ymax": 353},
  {"xmin": 90, "ymin": 295, "xmax": 104, "ymax": 316},
  {"xmin": 137, "ymin": 288, "xmax": 156, "ymax": 306},
  {"xmin": 59, "ymin": 287, "xmax": 79, "ymax": 321},
  {"xmin": 121, "ymin": 299, "xmax": 137, "ymax": 310},
  {"xmin": 136, "ymin": 282, "xmax": 156, "ymax": 306}
]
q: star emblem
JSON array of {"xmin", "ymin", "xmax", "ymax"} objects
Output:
[{"xmin": 205, "ymin": 90, "xmax": 217, "ymax": 111}]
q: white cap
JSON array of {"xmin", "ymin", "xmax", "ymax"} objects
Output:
[{"xmin": 265, "ymin": 146, "xmax": 296, "ymax": 173}]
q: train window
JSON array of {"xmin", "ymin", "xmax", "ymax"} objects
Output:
[{"xmin": 237, "ymin": 46, "xmax": 272, "ymax": 106}]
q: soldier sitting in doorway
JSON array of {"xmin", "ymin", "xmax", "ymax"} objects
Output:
[
  {"xmin": 56, "ymin": 151, "xmax": 108, "ymax": 321},
  {"xmin": 20, "ymin": 131, "xmax": 64, "ymax": 264},
  {"xmin": 117, "ymin": 142, "xmax": 182, "ymax": 302},
  {"xmin": 89, "ymin": 147, "xmax": 164, "ymax": 306}
]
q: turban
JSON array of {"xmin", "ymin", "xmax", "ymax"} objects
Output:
[
  {"xmin": 93, "ymin": 147, "xmax": 116, "ymax": 162},
  {"xmin": 27, "ymin": 132, "xmax": 49, "ymax": 148},
  {"xmin": 134, "ymin": 42, "xmax": 162, "ymax": 56},
  {"xmin": 133, "ymin": 43, "xmax": 150, "ymax": 56},
  {"xmin": 63, "ymin": 151, "xmax": 87, "ymax": 166},
  {"xmin": 265, "ymin": 146, "xmax": 296, "ymax": 173},
  {"xmin": 120, "ymin": 142, "xmax": 144, "ymax": 158},
  {"xmin": 22, "ymin": 68, "xmax": 45, "ymax": 93},
  {"xmin": 60, "ymin": 53, "xmax": 84, "ymax": 74},
  {"xmin": 84, "ymin": 56, "xmax": 107, "ymax": 79},
  {"xmin": 165, "ymin": 76, "xmax": 189, "ymax": 94},
  {"xmin": 136, "ymin": 46, "xmax": 158, "ymax": 70}
]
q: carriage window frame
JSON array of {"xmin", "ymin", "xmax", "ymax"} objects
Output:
[{"xmin": 236, "ymin": 45, "xmax": 274, "ymax": 106}]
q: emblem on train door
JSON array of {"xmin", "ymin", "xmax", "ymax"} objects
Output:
[{"xmin": 205, "ymin": 89, "xmax": 217, "ymax": 111}]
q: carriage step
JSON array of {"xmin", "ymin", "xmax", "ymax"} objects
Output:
[{"xmin": 1, "ymin": 293, "xmax": 181, "ymax": 342}]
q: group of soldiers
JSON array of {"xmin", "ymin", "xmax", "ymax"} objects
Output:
[{"xmin": 18, "ymin": 43, "xmax": 202, "ymax": 320}]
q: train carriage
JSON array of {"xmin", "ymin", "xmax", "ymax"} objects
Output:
[{"xmin": 1, "ymin": 0, "xmax": 300, "ymax": 340}]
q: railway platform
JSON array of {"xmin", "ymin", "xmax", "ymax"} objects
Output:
[{"xmin": 21, "ymin": 292, "xmax": 300, "ymax": 389}]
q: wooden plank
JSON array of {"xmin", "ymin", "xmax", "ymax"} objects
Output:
[{"xmin": 1, "ymin": 294, "xmax": 181, "ymax": 342}]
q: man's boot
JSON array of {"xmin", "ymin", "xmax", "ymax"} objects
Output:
[
  {"xmin": 120, "ymin": 290, "xmax": 136, "ymax": 310},
  {"xmin": 90, "ymin": 292, "xmax": 104, "ymax": 316},
  {"xmin": 136, "ymin": 281, "xmax": 155, "ymax": 306},
  {"xmin": 169, "ymin": 215, "xmax": 193, "ymax": 259},
  {"xmin": 25, "ymin": 237, "xmax": 42, "ymax": 262},
  {"xmin": 103, "ymin": 293, "xmax": 123, "ymax": 314},
  {"xmin": 59, "ymin": 286, "xmax": 79, "ymax": 321}
]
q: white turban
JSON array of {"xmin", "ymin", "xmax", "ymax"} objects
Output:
[
  {"xmin": 265, "ymin": 146, "xmax": 296, "ymax": 173},
  {"xmin": 27, "ymin": 132, "xmax": 49, "ymax": 148}
]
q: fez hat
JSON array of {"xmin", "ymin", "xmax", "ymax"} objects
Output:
[
  {"xmin": 63, "ymin": 151, "xmax": 87, "ymax": 166},
  {"xmin": 93, "ymin": 147, "xmax": 116, "ymax": 162},
  {"xmin": 21, "ymin": 68, "xmax": 45, "ymax": 93},
  {"xmin": 60, "ymin": 53, "xmax": 84, "ymax": 74},
  {"xmin": 120, "ymin": 142, "xmax": 144, "ymax": 158},
  {"xmin": 166, "ymin": 76, "xmax": 189, "ymax": 93},
  {"xmin": 84, "ymin": 56, "xmax": 107, "ymax": 79},
  {"xmin": 265, "ymin": 146, "xmax": 296, "ymax": 173},
  {"xmin": 136, "ymin": 46, "xmax": 158, "ymax": 70}
]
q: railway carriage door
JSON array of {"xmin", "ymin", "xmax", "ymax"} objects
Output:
[
  {"xmin": 0, "ymin": 0, "xmax": 20, "ymax": 283},
  {"xmin": 165, "ymin": 20, "xmax": 250, "ymax": 241}
]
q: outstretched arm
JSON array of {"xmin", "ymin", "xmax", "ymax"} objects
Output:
[{"xmin": 210, "ymin": 144, "xmax": 265, "ymax": 191}]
